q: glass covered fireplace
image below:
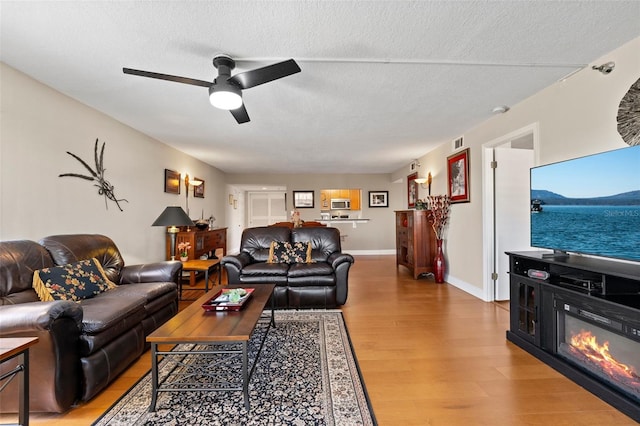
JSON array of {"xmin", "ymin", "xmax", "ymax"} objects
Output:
[{"xmin": 555, "ymin": 294, "xmax": 640, "ymax": 403}]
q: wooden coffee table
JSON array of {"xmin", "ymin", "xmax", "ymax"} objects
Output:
[{"xmin": 147, "ymin": 284, "xmax": 275, "ymax": 411}]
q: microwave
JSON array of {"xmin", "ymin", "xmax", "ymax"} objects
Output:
[{"xmin": 330, "ymin": 198, "xmax": 350, "ymax": 210}]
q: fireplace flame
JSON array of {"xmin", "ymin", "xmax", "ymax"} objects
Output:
[{"xmin": 569, "ymin": 330, "xmax": 639, "ymax": 382}]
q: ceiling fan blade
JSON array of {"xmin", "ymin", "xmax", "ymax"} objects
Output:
[
  {"xmin": 229, "ymin": 59, "xmax": 301, "ymax": 90},
  {"xmin": 230, "ymin": 104, "xmax": 250, "ymax": 124},
  {"xmin": 123, "ymin": 68, "xmax": 211, "ymax": 88}
]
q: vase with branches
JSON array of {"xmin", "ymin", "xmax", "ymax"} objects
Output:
[{"xmin": 427, "ymin": 195, "xmax": 451, "ymax": 283}]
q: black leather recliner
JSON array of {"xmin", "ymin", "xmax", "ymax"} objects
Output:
[{"xmin": 221, "ymin": 226, "xmax": 354, "ymax": 308}]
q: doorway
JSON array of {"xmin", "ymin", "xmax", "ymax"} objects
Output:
[
  {"xmin": 247, "ymin": 191, "xmax": 287, "ymax": 227},
  {"xmin": 225, "ymin": 185, "xmax": 286, "ymax": 254},
  {"xmin": 482, "ymin": 124, "xmax": 538, "ymax": 301}
]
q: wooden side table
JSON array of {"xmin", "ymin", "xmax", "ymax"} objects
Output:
[
  {"xmin": 179, "ymin": 259, "xmax": 221, "ymax": 300},
  {"xmin": 0, "ymin": 337, "xmax": 39, "ymax": 426}
]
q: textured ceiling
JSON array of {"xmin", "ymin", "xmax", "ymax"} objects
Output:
[{"xmin": 1, "ymin": 1, "xmax": 639, "ymax": 174}]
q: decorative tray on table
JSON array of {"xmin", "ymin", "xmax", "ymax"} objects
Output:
[{"xmin": 202, "ymin": 288, "xmax": 254, "ymax": 311}]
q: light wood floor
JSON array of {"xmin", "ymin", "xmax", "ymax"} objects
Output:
[{"xmin": 5, "ymin": 255, "xmax": 637, "ymax": 425}]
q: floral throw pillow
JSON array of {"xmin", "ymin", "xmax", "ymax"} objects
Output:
[
  {"xmin": 267, "ymin": 241, "xmax": 312, "ymax": 264},
  {"xmin": 288, "ymin": 241, "xmax": 312, "ymax": 263},
  {"xmin": 32, "ymin": 258, "xmax": 118, "ymax": 302},
  {"xmin": 267, "ymin": 241, "xmax": 291, "ymax": 263}
]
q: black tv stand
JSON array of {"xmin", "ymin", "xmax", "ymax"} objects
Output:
[
  {"xmin": 541, "ymin": 249, "xmax": 569, "ymax": 259},
  {"xmin": 506, "ymin": 251, "xmax": 640, "ymax": 422}
]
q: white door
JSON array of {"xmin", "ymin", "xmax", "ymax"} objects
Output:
[
  {"xmin": 248, "ymin": 192, "xmax": 287, "ymax": 227},
  {"xmin": 494, "ymin": 147, "xmax": 534, "ymax": 300}
]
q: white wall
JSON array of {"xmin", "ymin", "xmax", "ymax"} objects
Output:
[
  {"xmin": 392, "ymin": 36, "xmax": 640, "ymax": 298},
  {"xmin": 0, "ymin": 63, "xmax": 227, "ymax": 264},
  {"xmin": 224, "ymin": 173, "xmax": 403, "ymax": 252}
]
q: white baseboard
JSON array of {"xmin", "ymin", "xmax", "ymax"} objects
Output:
[{"xmin": 445, "ymin": 274, "xmax": 487, "ymax": 301}]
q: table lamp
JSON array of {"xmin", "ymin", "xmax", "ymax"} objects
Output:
[{"xmin": 152, "ymin": 206, "xmax": 194, "ymax": 260}]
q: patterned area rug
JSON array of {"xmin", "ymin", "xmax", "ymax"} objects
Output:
[{"xmin": 93, "ymin": 310, "xmax": 376, "ymax": 425}]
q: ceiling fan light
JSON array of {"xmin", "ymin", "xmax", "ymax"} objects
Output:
[{"xmin": 209, "ymin": 85, "xmax": 242, "ymax": 110}]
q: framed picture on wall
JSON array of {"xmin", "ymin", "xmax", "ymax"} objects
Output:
[
  {"xmin": 447, "ymin": 148, "xmax": 470, "ymax": 203},
  {"xmin": 193, "ymin": 178, "xmax": 205, "ymax": 198},
  {"xmin": 164, "ymin": 169, "xmax": 180, "ymax": 194},
  {"xmin": 407, "ymin": 173, "xmax": 417, "ymax": 208},
  {"xmin": 293, "ymin": 190, "xmax": 314, "ymax": 208},
  {"xmin": 369, "ymin": 191, "xmax": 389, "ymax": 208}
]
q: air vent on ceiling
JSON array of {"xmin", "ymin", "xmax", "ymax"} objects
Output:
[{"xmin": 452, "ymin": 136, "xmax": 464, "ymax": 151}]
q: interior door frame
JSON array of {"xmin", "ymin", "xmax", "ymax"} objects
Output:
[
  {"xmin": 225, "ymin": 184, "xmax": 286, "ymax": 255},
  {"xmin": 481, "ymin": 123, "xmax": 539, "ymax": 301},
  {"xmin": 247, "ymin": 191, "xmax": 287, "ymax": 227}
]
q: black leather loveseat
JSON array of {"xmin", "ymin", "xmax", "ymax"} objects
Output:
[
  {"xmin": 0, "ymin": 234, "xmax": 180, "ymax": 413},
  {"xmin": 221, "ymin": 226, "xmax": 354, "ymax": 308}
]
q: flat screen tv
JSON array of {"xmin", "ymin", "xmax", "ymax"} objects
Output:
[{"xmin": 530, "ymin": 144, "xmax": 640, "ymax": 262}]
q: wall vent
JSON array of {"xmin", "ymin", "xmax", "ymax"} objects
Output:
[{"xmin": 452, "ymin": 136, "xmax": 464, "ymax": 150}]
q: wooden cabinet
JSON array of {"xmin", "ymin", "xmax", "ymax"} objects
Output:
[
  {"xmin": 320, "ymin": 188, "xmax": 362, "ymax": 210},
  {"xmin": 320, "ymin": 190, "xmax": 330, "ymax": 209},
  {"xmin": 395, "ymin": 210, "xmax": 436, "ymax": 279},
  {"xmin": 330, "ymin": 189, "xmax": 350, "ymax": 199},
  {"xmin": 166, "ymin": 228, "xmax": 227, "ymax": 261},
  {"xmin": 349, "ymin": 189, "xmax": 361, "ymax": 210}
]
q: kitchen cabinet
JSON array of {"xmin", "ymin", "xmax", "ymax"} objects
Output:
[
  {"xmin": 320, "ymin": 188, "xmax": 362, "ymax": 210},
  {"xmin": 349, "ymin": 189, "xmax": 361, "ymax": 210},
  {"xmin": 320, "ymin": 190, "xmax": 330, "ymax": 209}
]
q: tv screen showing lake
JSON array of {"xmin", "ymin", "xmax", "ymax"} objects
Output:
[
  {"xmin": 531, "ymin": 205, "xmax": 640, "ymax": 261},
  {"xmin": 530, "ymin": 145, "xmax": 640, "ymax": 262}
]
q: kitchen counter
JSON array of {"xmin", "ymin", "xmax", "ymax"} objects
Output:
[{"xmin": 316, "ymin": 218, "xmax": 370, "ymax": 228}]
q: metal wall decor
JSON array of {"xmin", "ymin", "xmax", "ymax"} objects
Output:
[
  {"xmin": 59, "ymin": 138, "xmax": 128, "ymax": 211},
  {"xmin": 617, "ymin": 77, "xmax": 640, "ymax": 146}
]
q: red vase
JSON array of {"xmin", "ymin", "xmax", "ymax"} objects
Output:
[{"xmin": 433, "ymin": 239, "xmax": 446, "ymax": 283}]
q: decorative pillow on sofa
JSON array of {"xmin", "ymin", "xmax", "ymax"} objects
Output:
[
  {"xmin": 267, "ymin": 241, "xmax": 312, "ymax": 264},
  {"xmin": 267, "ymin": 241, "xmax": 290, "ymax": 263},
  {"xmin": 32, "ymin": 258, "xmax": 118, "ymax": 302},
  {"xmin": 287, "ymin": 241, "xmax": 313, "ymax": 263}
]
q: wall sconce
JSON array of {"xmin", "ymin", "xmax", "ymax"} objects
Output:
[
  {"xmin": 413, "ymin": 160, "xmax": 433, "ymax": 195},
  {"xmin": 415, "ymin": 172, "xmax": 433, "ymax": 195},
  {"xmin": 184, "ymin": 174, "xmax": 203, "ymax": 216}
]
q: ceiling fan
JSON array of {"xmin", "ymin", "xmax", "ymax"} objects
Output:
[{"xmin": 123, "ymin": 54, "xmax": 301, "ymax": 124}]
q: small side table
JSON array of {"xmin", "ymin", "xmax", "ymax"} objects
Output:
[
  {"xmin": 0, "ymin": 337, "xmax": 39, "ymax": 426},
  {"xmin": 179, "ymin": 259, "xmax": 221, "ymax": 300}
]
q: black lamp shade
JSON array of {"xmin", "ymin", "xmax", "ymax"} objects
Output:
[{"xmin": 152, "ymin": 206, "xmax": 194, "ymax": 227}]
